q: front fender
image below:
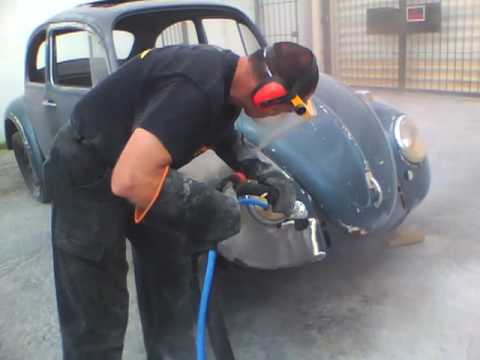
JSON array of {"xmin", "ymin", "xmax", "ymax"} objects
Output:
[
  {"xmin": 4, "ymin": 96, "xmax": 46, "ymax": 182},
  {"xmin": 370, "ymin": 100, "xmax": 401, "ymax": 132},
  {"xmin": 370, "ymin": 100, "xmax": 431, "ymax": 215}
]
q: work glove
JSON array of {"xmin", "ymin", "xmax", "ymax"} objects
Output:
[
  {"xmin": 213, "ymin": 130, "xmax": 296, "ymax": 215},
  {"xmin": 140, "ymin": 169, "xmax": 241, "ymax": 255},
  {"xmin": 240, "ymin": 159, "xmax": 297, "ymax": 216}
]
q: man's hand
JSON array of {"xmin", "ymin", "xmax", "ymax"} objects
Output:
[
  {"xmin": 239, "ymin": 159, "xmax": 297, "ymax": 216},
  {"xmin": 257, "ymin": 170, "xmax": 297, "ymax": 215},
  {"xmin": 213, "ymin": 130, "xmax": 296, "ymax": 216}
]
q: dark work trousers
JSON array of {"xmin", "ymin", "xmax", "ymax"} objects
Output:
[{"xmin": 46, "ymin": 125, "xmax": 197, "ymax": 360}]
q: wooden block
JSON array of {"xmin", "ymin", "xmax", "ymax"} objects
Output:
[{"xmin": 387, "ymin": 227, "xmax": 426, "ymax": 248}]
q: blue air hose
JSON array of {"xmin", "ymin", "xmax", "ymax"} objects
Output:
[{"xmin": 196, "ymin": 197, "xmax": 269, "ymax": 360}]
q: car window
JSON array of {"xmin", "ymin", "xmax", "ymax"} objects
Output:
[
  {"xmin": 27, "ymin": 31, "xmax": 47, "ymax": 83},
  {"xmin": 238, "ymin": 23, "xmax": 261, "ymax": 55},
  {"xmin": 36, "ymin": 42, "xmax": 47, "ymax": 74},
  {"xmin": 113, "ymin": 30, "xmax": 134, "ymax": 60},
  {"xmin": 155, "ymin": 20, "xmax": 198, "ymax": 47},
  {"xmin": 202, "ymin": 19, "xmax": 260, "ymax": 55},
  {"xmin": 53, "ymin": 29, "xmax": 109, "ymax": 88}
]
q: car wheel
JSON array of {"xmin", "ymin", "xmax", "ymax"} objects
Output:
[{"xmin": 11, "ymin": 131, "xmax": 48, "ymax": 203}]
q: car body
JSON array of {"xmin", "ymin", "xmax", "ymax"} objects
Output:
[{"xmin": 3, "ymin": 0, "xmax": 430, "ymax": 269}]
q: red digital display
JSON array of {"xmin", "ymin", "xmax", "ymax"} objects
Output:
[{"xmin": 407, "ymin": 5, "xmax": 426, "ymax": 22}]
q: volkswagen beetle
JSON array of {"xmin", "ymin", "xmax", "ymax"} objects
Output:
[{"xmin": 3, "ymin": 0, "xmax": 430, "ymax": 269}]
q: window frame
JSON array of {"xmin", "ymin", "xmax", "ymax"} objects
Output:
[
  {"xmin": 26, "ymin": 28, "xmax": 48, "ymax": 85},
  {"xmin": 113, "ymin": 29, "xmax": 135, "ymax": 60},
  {"xmin": 47, "ymin": 22, "xmax": 112, "ymax": 90},
  {"xmin": 200, "ymin": 17, "xmax": 261, "ymax": 56},
  {"xmin": 110, "ymin": 8, "xmax": 266, "ymax": 64},
  {"xmin": 155, "ymin": 19, "xmax": 199, "ymax": 48}
]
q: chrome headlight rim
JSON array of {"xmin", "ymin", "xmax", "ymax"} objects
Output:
[{"xmin": 393, "ymin": 115, "xmax": 427, "ymax": 165}]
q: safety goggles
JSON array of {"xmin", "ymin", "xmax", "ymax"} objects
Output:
[{"xmin": 290, "ymin": 95, "xmax": 317, "ymax": 118}]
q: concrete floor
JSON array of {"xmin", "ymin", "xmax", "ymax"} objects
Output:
[{"xmin": 1, "ymin": 90, "xmax": 479, "ymax": 359}]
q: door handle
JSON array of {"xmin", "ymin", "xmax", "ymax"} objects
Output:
[{"xmin": 42, "ymin": 100, "xmax": 57, "ymax": 108}]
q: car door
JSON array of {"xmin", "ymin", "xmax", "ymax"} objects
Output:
[
  {"xmin": 44, "ymin": 22, "xmax": 110, "ymax": 154},
  {"xmin": 24, "ymin": 28, "xmax": 51, "ymax": 157}
]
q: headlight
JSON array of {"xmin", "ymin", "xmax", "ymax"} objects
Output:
[{"xmin": 394, "ymin": 115, "xmax": 427, "ymax": 164}]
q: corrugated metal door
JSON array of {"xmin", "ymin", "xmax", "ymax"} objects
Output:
[
  {"xmin": 333, "ymin": 0, "xmax": 401, "ymax": 88},
  {"xmin": 256, "ymin": 0, "xmax": 480, "ymax": 95},
  {"xmin": 255, "ymin": 0, "xmax": 299, "ymax": 44},
  {"xmin": 255, "ymin": 0, "xmax": 326, "ymax": 71},
  {"xmin": 405, "ymin": 0, "xmax": 480, "ymax": 94},
  {"xmin": 331, "ymin": 0, "xmax": 480, "ymax": 94}
]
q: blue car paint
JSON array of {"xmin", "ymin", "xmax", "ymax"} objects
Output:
[
  {"xmin": 237, "ymin": 112, "xmax": 378, "ymax": 229},
  {"xmin": 236, "ymin": 75, "xmax": 429, "ymax": 233}
]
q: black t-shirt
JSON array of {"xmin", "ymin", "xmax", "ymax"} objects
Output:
[{"xmin": 71, "ymin": 45, "xmax": 241, "ymax": 169}]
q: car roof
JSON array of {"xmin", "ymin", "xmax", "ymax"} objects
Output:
[{"xmin": 44, "ymin": 0, "xmax": 246, "ymax": 30}]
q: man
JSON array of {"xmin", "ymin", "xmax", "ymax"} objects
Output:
[{"xmin": 47, "ymin": 41, "xmax": 319, "ymax": 359}]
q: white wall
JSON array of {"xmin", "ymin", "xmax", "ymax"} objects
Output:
[{"xmin": 0, "ymin": 0, "xmax": 84, "ymax": 142}]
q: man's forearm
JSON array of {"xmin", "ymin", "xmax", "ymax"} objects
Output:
[
  {"xmin": 111, "ymin": 128, "xmax": 172, "ymax": 208},
  {"xmin": 213, "ymin": 129, "xmax": 270, "ymax": 177}
]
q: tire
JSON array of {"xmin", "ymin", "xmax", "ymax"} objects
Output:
[{"xmin": 11, "ymin": 131, "xmax": 48, "ymax": 203}]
